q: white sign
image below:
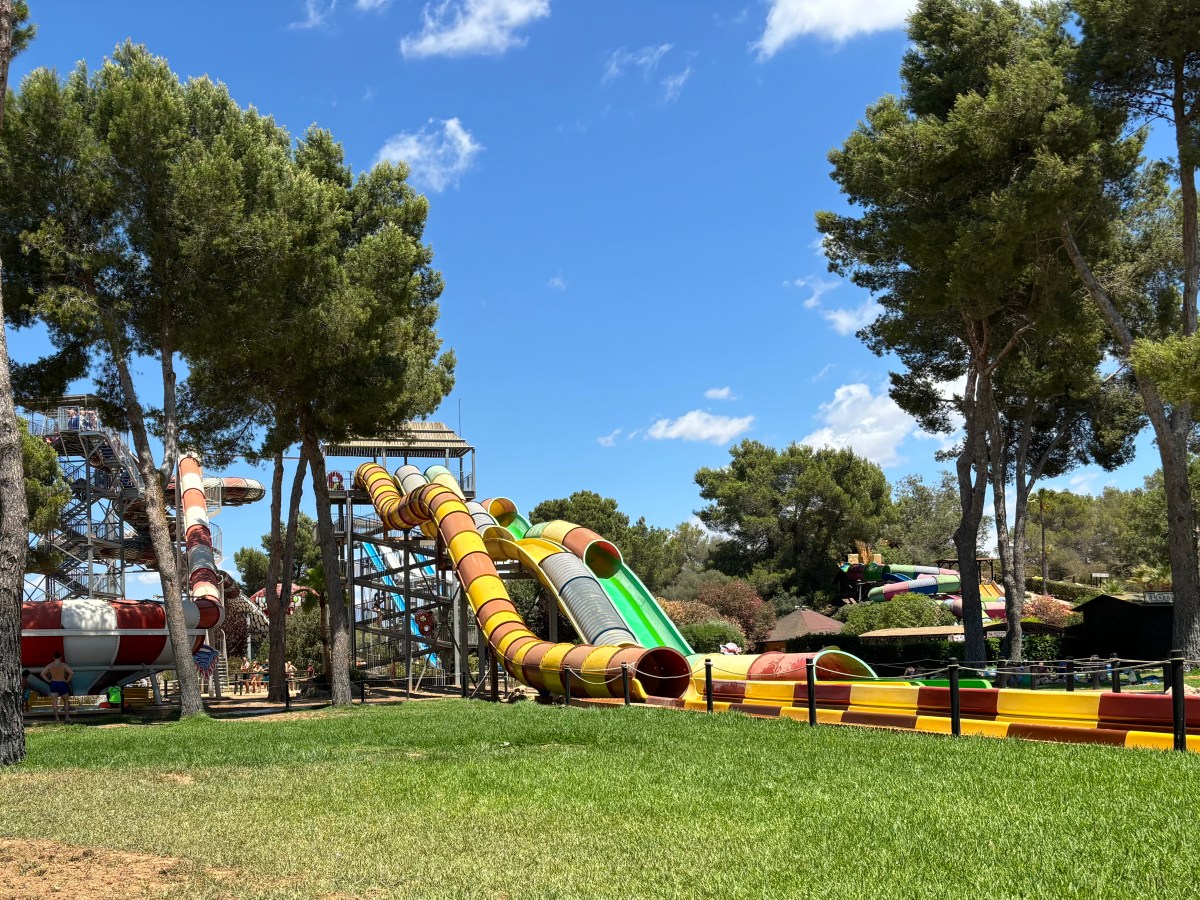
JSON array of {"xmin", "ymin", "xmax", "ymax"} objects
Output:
[
  {"xmin": 1143, "ymin": 592, "xmax": 1174, "ymax": 605},
  {"xmin": 1091, "ymin": 573, "xmax": 1109, "ymax": 579}
]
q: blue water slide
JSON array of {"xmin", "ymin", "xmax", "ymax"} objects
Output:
[{"xmin": 361, "ymin": 541, "xmax": 439, "ymax": 667}]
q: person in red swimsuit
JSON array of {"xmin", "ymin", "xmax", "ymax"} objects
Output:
[{"xmin": 39, "ymin": 653, "xmax": 74, "ymax": 722}]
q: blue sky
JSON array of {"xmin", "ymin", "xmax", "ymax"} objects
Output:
[{"xmin": 9, "ymin": 0, "xmax": 1163, "ymax": 595}]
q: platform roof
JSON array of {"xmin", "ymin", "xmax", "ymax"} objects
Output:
[{"xmin": 323, "ymin": 421, "xmax": 473, "ymax": 459}]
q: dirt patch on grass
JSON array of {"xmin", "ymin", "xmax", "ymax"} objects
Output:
[{"xmin": 0, "ymin": 839, "xmax": 217, "ymax": 899}]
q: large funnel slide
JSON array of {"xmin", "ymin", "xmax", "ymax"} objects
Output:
[
  {"xmin": 355, "ymin": 464, "xmax": 689, "ymax": 700},
  {"xmin": 527, "ymin": 520, "xmax": 693, "ymax": 655},
  {"xmin": 21, "ymin": 597, "xmax": 222, "ymax": 695},
  {"xmin": 466, "ymin": 502, "xmax": 637, "ymax": 647}
]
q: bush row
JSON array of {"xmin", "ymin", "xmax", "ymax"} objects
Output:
[
  {"xmin": 1024, "ymin": 577, "xmax": 1099, "ymax": 605},
  {"xmin": 782, "ymin": 633, "xmax": 1069, "ymax": 672}
]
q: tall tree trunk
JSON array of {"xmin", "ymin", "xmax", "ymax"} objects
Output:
[
  {"xmin": 158, "ymin": 322, "xmax": 180, "ymax": 485},
  {"xmin": 0, "ymin": 0, "xmax": 27, "ymax": 765},
  {"xmin": 990, "ymin": 459, "xmax": 1020, "ymax": 661},
  {"xmin": 299, "ymin": 407, "xmax": 351, "ymax": 705},
  {"xmin": 268, "ymin": 450, "xmax": 308, "ymax": 702},
  {"xmin": 319, "ymin": 592, "xmax": 332, "ymax": 680},
  {"xmin": 264, "ymin": 453, "xmax": 285, "ymax": 702},
  {"xmin": 953, "ymin": 360, "xmax": 989, "ymax": 665},
  {"xmin": 107, "ymin": 334, "xmax": 204, "ymax": 716},
  {"xmin": 1061, "ymin": 225, "xmax": 1200, "ymax": 659}
]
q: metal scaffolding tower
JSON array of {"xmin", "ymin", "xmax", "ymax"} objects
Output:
[{"xmin": 324, "ymin": 423, "xmax": 506, "ymax": 695}]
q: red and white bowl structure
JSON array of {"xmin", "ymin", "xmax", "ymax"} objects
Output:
[{"xmin": 21, "ymin": 597, "xmax": 223, "ymax": 695}]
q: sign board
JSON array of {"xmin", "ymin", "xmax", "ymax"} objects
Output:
[
  {"xmin": 1143, "ymin": 592, "xmax": 1174, "ymax": 605},
  {"xmin": 1091, "ymin": 573, "xmax": 1109, "ymax": 580}
]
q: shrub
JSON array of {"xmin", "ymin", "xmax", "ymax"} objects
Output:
[
  {"xmin": 680, "ymin": 620, "xmax": 747, "ymax": 654},
  {"xmin": 836, "ymin": 595, "xmax": 956, "ymax": 636},
  {"xmin": 696, "ymin": 579, "xmax": 776, "ymax": 644},
  {"xmin": 1024, "ymin": 577, "xmax": 1098, "ymax": 605}
]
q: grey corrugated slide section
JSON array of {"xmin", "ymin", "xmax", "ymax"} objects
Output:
[{"xmin": 538, "ymin": 551, "xmax": 637, "ymax": 647}]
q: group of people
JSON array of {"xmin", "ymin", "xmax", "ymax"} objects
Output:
[
  {"xmin": 64, "ymin": 407, "xmax": 99, "ymax": 431},
  {"xmin": 238, "ymin": 658, "xmax": 298, "ymax": 694}
]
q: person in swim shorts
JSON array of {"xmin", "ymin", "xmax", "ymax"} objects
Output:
[{"xmin": 39, "ymin": 653, "xmax": 74, "ymax": 722}]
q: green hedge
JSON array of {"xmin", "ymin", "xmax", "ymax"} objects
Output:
[
  {"xmin": 1025, "ymin": 577, "xmax": 1097, "ymax": 605},
  {"xmin": 681, "ymin": 621, "xmax": 745, "ymax": 654}
]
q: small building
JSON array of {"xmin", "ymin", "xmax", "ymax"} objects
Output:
[
  {"xmin": 1072, "ymin": 593, "xmax": 1174, "ymax": 660},
  {"xmin": 859, "ymin": 624, "xmax": 964, "ymax": 642},
  {"xmin": 761, "ymin": 608, "xmax": 843, "ymax": 652}
]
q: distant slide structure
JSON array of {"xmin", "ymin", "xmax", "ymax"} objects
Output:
[{"xmin": 867, "ymin": 574, "xmax": 961, "ymax": 601}]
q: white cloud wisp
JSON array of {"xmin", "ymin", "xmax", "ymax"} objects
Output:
[
  {"xmin": 648, "ymin": 410, "xmax": 754, "ymax": 445},
  {"xmin": 401, "ymin": 0, "xmax": 550, "ymax": 58},
  {"xmin": 801, "ymin": 382, "xmax": 915, "ymax": 467},
  {"xmin": 704, "ymin": 387, "xmax": 735, "ymax": 400},
  {"xmin": 603, "ymin": 44, "xmax": 672, "ymax": 83},
  {"xmin": 755, "ymin": 0, "xmax": 914, "ymax": 56},
  {"xmin": 660, "ymin": 66, "xmax": 693, "ymax": 103},
  {"xmin": 375, "ymin": 118, "xmax": 483, "ymax": 192},
  {"xmin": 291, "ymin": 0, "xmax": 338, "ymax": 29}
]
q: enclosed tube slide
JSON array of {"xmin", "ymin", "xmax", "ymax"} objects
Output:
[
  {"xmin": 354, "ymin": 463, "xmax": 689, "ymax": 700},
  {"xmin": 21, "ymin": 597, "xmax": 222, "ymax": 695},
  {"xmin": 526, "ymin": 520, "xmax": 693, "ymax": 655},
  {"xmin": 866, "ymin": 574, "xmax": 961, "ymax": 601},
  {"xmin": 179, "ymin": 453, "xmax": 222, "ymax": 604}
]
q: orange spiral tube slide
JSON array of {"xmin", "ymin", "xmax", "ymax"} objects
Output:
[{"xmin": 354, "ymin": 463, "xmax": 689, "ymax": 700}]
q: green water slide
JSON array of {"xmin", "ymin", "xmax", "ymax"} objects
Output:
[
  {"xmin": 505, "ymin": 513, "xmax": 531, "ymax": 540},
  {"xmin": 601, "ymin": 563, "xmax": 693, "ymax": 656}
]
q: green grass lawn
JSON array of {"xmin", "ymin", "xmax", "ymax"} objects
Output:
[{"xmin": 3, "ymin": 700, "xmax": 1199, "ymax": 899}]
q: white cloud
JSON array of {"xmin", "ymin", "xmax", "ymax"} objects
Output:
[
  {"xmin": 783, "ymin": 274, "xmax": 840, "ymax": 309},
  {"xmin": 547, "ymin": 273, "xmax": 566, "ymax": 290},
  {"xmin": 821, "ymin": 297, "xmax": 883, "ymax": 336},
  {"xmin": 355, "ymin": 0, "xmax": 390, "ymax": 9},
  {"xmin": 291, "ymin": 0, "xmax": 337, "ymax": 29},
  {"xmin": 704, "ymin": 386, "xmax": 735, "ymax": 400},
  {"xmin": 375, "ymin": 118, "xmax": 483, "ymax": 192},
  {"xmin": 135, "ymin": 572, "xmax": 161, "ymax": 586},
  {"xmin": 401, "ymin": 0, "xmax": 550, "ymax": 58},
  {"xmin": 811, "ymin": 363, "xmax": 836, "ymax": 382},
  {"xmin": 648, "ymin": 410, "xmax": 755, "ymax": 445},
  {"xmin": 801, "ymin": 382, "xmax": 916, "ymax": 467},
  {"xmin": 603, "ymin": 44, "xmax": 672, "ymax": 83},
  {"xmin": 755, "ymin": 0, "xmax": 914, "ymax": 57},
  {"xmin": 660, "ymin": 66, "xmax": 693, "ymax": 103},
  {"xmin": 598, "ymin": 428, "xmax": 621, "ymax": 447}
]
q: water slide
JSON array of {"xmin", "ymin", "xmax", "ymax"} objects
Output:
[
  {"xmin": 524, "ymin": 520, "xmax": 693, "ymax": 655},
  {"xmin": 867, "ymin": 574, "xmax": 961, "ymax": 601},
  {"xmin": 21, "ymin": 453, "xmax": 257, "ymax": 695},
  {"xmin": 360, "ymin": 539, "xmax": 440, "ymax": 665},
  {"xmin": 354, "ymin": 463, "xmax": 690, "ymax": 700}
]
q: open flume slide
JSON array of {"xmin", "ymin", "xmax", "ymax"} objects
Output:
[{"xmin": 354, "ymin": 463, "xmax": 690, "ymax": 700}]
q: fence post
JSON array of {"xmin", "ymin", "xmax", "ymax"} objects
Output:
[
  {"xmin": 621, "ymin": 663, "xmax": 631, "ymax": 707},
  {"xmin": 1065, "ymin": 658, "xmax": 1075, "ymax": 693},
  {"xmin": 948, "ymin": 658, "xmax": 961, "ymax": 737},
  {"xmin": 563, "ymin": 667, "xmax": 572, "ymax": 707},
  {"xmin": 1171, "ymin": 650, "xmax": 1186, "ymax": 752},
  {"xmin": 998, "ymin": 659, "xmax": 1007, "ymax": 690},
  {"xmin": 360, "ymin": 681, "xmax": 367, "ymax": 704},
  {"xmin": 806, "ymin": 657, "xmax": 817, "ymax": 726},
  {"xmin": 284, "ymin": 683, "xmax": 292, "ymax": 711},
  {"xmin": 1110, "ymin": 655, "xmax": 1121, "ymax": 693},
  {"xmin": 704, "ymin": 658, "xmax": 714, "ymax": 714}
]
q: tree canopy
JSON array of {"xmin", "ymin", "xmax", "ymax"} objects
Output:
[{"xmin": 696, "ymin": 442, "xmax": 892, "ymax": 599}]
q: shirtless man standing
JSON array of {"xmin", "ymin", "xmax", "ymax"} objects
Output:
[{"xmin": 39, "ymin": 653, "xmax": 73, "ymax": 722}]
